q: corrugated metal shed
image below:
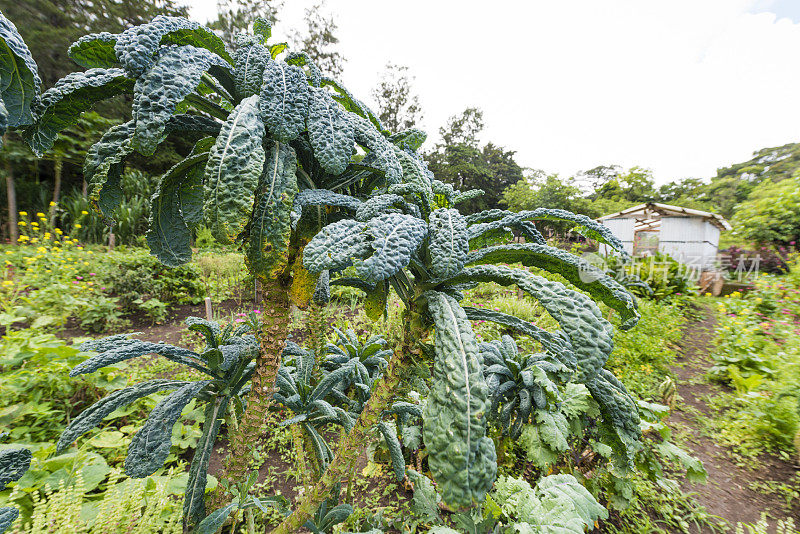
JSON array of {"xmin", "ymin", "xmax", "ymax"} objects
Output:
[{"xmin": 597, "ymin": 202, "xmax": 731, "ymax": 268}]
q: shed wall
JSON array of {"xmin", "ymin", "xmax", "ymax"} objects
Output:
[{"xmin": 599, "ymin": 218, "xmax": 635, "ymax": 256}]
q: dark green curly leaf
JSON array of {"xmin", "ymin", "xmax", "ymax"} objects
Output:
[
  {"xmin": 185, "ymin": 397, "xmax": 228, "ymax": 523},
  {"xmin": 72, "ymin": 338, "xmax": 208, "ymax": 376},
  {"xmin": 115, "ymin": 16, "xmax": 229, "ymax": 78},
  {"xmin": 204, "ymin": 95, "xmax": 265, "ymax": 243},
  {"xmin": 429, "ymin": 208, "xmax": 468, "ymax": 279},
  {"xmin": 303, "ymin": 219, "xmax": 370, "ymax": 273},
  {"xmin": 290, "ymin": 188, "xmax": 361, "ymax": 229},
  {"xmin": 23, "ymin": 68, "xmax": 133, "ymax": 156},
  {"xmin": 449, "ymin": 265, "xmax": 613, "ymax": 382},
  {"xmin": 233, "ymin": 36, "xmax": 269, "ymax": 98},
  {"xmin": 350, "ymin": 113, "xmax": 401, "ymax": 184},
  {"xmin": 85, "ymin": 120, "xmax": 133, "ymax": 221},
  {"xmin": 307, "ymin": 86, "xmax": 353, "ymax": 175},
  {"xmin": 465, "ymin": 243, "xmax": 639, "ymax": 330},
  {"xmin": 321, "ymin": 77, "xmax": 384, "ymax": 132},
  {"xmin": 260, "ymin": 60, "xmax": 309, "ymax": 142},
  {"xmin": 389, "ymin": 129, "xmax": 426, "ymax": 150},
  {"xmin": 196, "ymin": 503, "xmax": 237, "ymax": 534},
  {"xmin": 423, "ymin": 291, "xmax": 496, "ymax": 509},
  {"xmin": 126, "ymin": 380, "xmax": 210, "ymax": 478},
  {"xmin": 377, "ymin": 422, "xmax": 405, "ymax": 481},
  {"xmin": 131, "ymin": 46, "xmax": 228, "ymax": 155},
  {"xmin": 147, "ymin": 146, "xmax": 210, "ymax": 266},
  {"xmin": 0, "ymin": 12, "xmax": 40, "ymax": 128},
  {"xmin": 68, "ymin": 33, "xmax": 118, "ymax": 68},
  {"xmin": 285, "ymin": 51, "xmax": 322, "ymax": 87},
  {"xmin": 0, "ymin": 448, "xmax": 30, "ymax": 491},
  {"xmin": 0, "ymin": 506, "xmax": 19, "ymax": 533},
  {"xmin": 57, "ymin": 380, "xmax": 190, "ymax": 453},
  {"xmin": 464, "ymin": 307, "xmax": 576, "ymax": 370},
  {"xmin": 354, "ymin": 194, "xmax": 419, "ymax": 222},
  {"xmin": 245, "ymin": 141, "xmax": 298, "ymax": 281},
  {"xmin": 356, "ymin": 213, "xmax": 428, "ymax": 284}
]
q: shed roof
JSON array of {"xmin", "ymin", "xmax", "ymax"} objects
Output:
[{"xmin": 598, "ymin": 202, "xmax": 732, "ymax": 231}]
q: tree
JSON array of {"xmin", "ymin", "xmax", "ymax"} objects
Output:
[
  {"xmin": 0, "ymin": 0, "xmax": 188, "ymax": 89},
  {"xmin": 426, "ymin": 108, "xmax": 523, "ymax": 213},
  {"xmin": 208, "ymin": 0, "xmax": 282, "ymax": 47},
  {"xmin": 291, "ymin": 1, "xmax": 344, "ymax": 78},
  {"xmin": 732, "ymin": 176, "xmax": 800, "ymax": 248},
  {"xmin": 371, "ymin": 63, "xmax": 423, "ymax": 131}
]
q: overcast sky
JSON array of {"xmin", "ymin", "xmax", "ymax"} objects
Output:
[{"xmin": 188, "ymin": 0, "xmax": 800, "ymax": 185}]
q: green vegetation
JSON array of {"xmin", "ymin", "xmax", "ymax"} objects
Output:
[{"xmin": 0, "ymin": 3, "xmax": 798, "ymax": 534}]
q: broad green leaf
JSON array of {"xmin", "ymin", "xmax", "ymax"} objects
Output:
[
  {"xmin": 196, "ymin": 503, "xmax": 237, "ymax": 534},
  {"xmin": 321, "ymin": 77, "xmax": 384, "ymax": 132},
  {"xmin": 0, "ymin": 12, "xmax": 40, "ymax": 128},
  {"xmin": 290, "ymin": 188, "xmax": 361, "ymax": 229},
  {"xmin": 57, "ymin": 379, "xmax": 190, "ymax": 453},
  {"xmin": 131, "ymin": 46, "xmax": 228, "ymax": 155},
  {"xmin": 85, "ymin": 120, "xmax": 134, "ymax": 221},
  {"xmin": 449, "ymin": 265, "xmax": 613, "ymax": 382},
  {"xmin": 423, "ymin": 291, "xmax": 496, "ymax": 509},
  {"xmin": 429, "ymin": 208, "xmax": 468, "ymax": 279},
  {"xmin": 253, "ymin": 17, "xmax": 272, "ymax": 41},
  {"xmin": 260, "ymin": 60, "xmax": 309, "ymax": 142},
  {"xmin": 245, "ymin": 141, "xmax": 298, "ymax": 281},
  {"xmin": 303, "ymin": 219, "xmax": 370, "ymax": 273},
  {"xmin": 0, "ymin": 507, "xmax": 19, "ymax": 532},
  {"xmin": 147, "ymin": 145, "xmax": 210, "ymax": 266},
  {"xmin": 73, "ymin": 338, "xmax": 208, "ymax": 377},
  {"xmin": 534, "ymin": 410, "xmax": 570, "ymax": 453},
  {"xmin": 350, "ymin": 113, "xmax": 402, "ymax": 184},
  {"xmin": 389, "ymin": 129, "xmax": 427, "ymax": 150},
  {"xmin": 307, "ymin": 86, "xmax": 353, "ymax": 175},
  {"xmin": 23, "ymin": 68, "xmax": 133, "ymax": 156},
  {"xmin": 233, "ymin": 36, "xmax": 269, "ymax": 98},
  {"xmin": 68, "ymin": 33, "xmax": 118, "ymax": 68},
  {"xmin": 519, "ymin": 425, "xmax": 561, "ymax": 468},
  {"xmin": 355, "ymin": 213, "xmax": 428, "ymax": 284},
  {"xmin": 126, "ymin": 380, "xmax": 210, "ymax": 478},
  {"xmin": 204, "ymin": 95, "xmax": 265, "ymax": 243},
  {"xmin": 0, "ymin": 447, "xmax": 30, "ymax": 491},
  {"xmin": 115, "ymin": 15, "xmax": 230, "ymax": 78},
  {"xmin": 364, "ymin": 281, "xmax": 388, "ymax": 320},
  {"xmin": 185, "ymin": 397, "xmax": 228, "ymax": 523},
  {"xmin": 377, "ymin": 422, "xmax": 405, "ymax": 481},
  {"xmin": 467, "ymin": 208, "xmax": 627, "ymax": 255},
  {"xmin": 465, "ymin": 243, "xmax": 639, "ymax": 330}
]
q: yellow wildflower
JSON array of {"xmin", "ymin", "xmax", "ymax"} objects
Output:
[
  {"xmin": 49, "ymin": 202, "xmax": 55, "ymax": 207},
  {"xmin": 81, "ymin": 210, "xmax": 88, "ymax": 215},
  {"xmin": 30, "ymin": 222, "xmax": 38, "ymax": 227},
  {"xmin": 36, "ymin": 247, "xmax": 46, "ymax": 254},
  {"xmin": 1, "ymin": 280, "xmax": 12, "ymax": 287},
  {"xmin": 36, "ymin": 212, "xmax": 45, "ymax": 218},
  {"xmin": 18, "ymin": 221, "xmax": 26, "ymax": 226},
  {"xmin": 18, "ymin": 211, "xmax": 27, "ymax": 216},
  {"xmin": 74, "ymin": 224, "xmax": 82, "ymax": 229},
  {"xmin": 54, "ymin": 228, "xmax": 63, "ymax": 235}
]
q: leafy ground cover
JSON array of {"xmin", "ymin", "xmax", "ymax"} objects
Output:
[{"xmin": 2, "ymin": 230, "xmax": 799, "ymax": 533}]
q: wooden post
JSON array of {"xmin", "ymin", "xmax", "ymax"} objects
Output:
[
  {"xmin": 108, "ymin": 232, "xmax": 115, "ymax": 251},
  {"xmin": 204, "ymin": 297, "xmax": 213, "ymax": 321}
]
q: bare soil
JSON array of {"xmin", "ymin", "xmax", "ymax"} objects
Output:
[{"xmin": 668, "ymin": 304, "xmax": 800, "ymax": 531}]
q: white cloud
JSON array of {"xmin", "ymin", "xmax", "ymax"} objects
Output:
[{"xmin": 187, "ymin": 0, "xmax": 800, "ymax": 184}]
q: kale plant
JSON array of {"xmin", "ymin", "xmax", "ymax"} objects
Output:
[
  {"xmin": 56, "ymin": 316, "xmax": 260, "ymax": 526},
  {"xmin": 5, "ymin": 10, "xmax": 438, "ymax": 491},
  {"xmin": 270, "ymin": 158, "xmax": 643, "ymax": 530}
]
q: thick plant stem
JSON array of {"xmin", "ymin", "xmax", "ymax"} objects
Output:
[
  {"xmin": 223, "ymin": 278, "xmax": 289, "ymax": 482},
  {"xmin": 271, "ymin": 308, "xmax": 426, "ymax": 534},
  {"xmin": 290, "ymin": 423, "xmax": 312, "ymax": 491}
]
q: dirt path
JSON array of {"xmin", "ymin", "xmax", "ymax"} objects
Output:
[{"xmin": 669, "ymin": 304, "xmax": 799, "ymax": 531}]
